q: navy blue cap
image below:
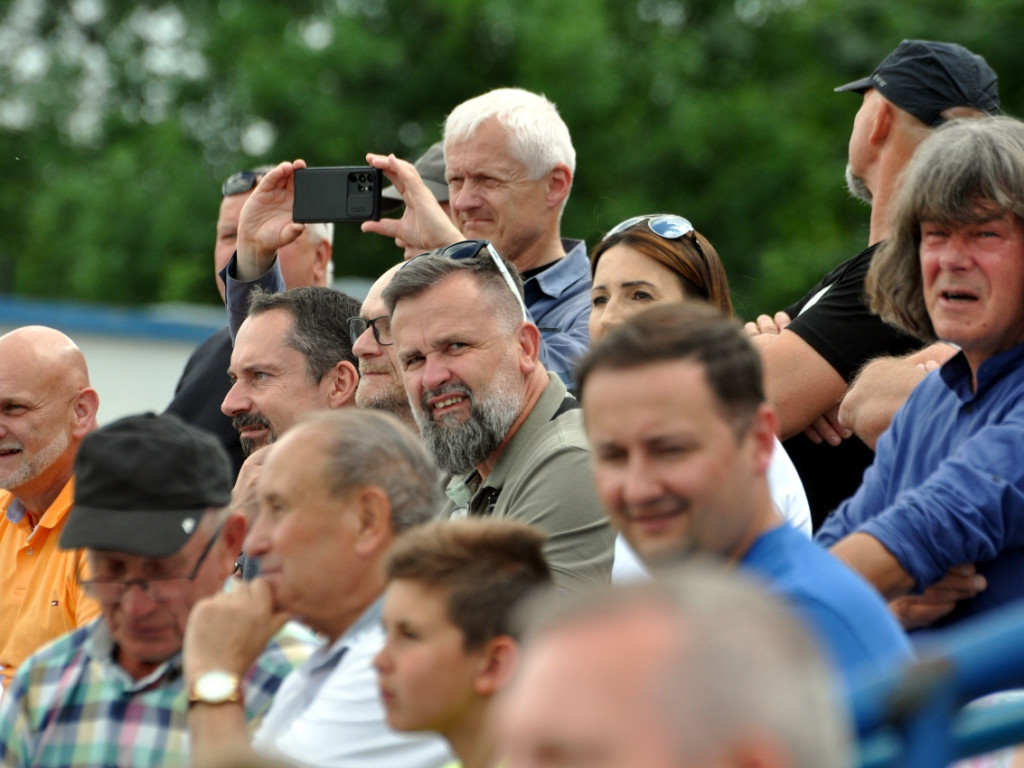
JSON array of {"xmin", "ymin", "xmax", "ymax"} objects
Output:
[{"xmin": 835, "ymin": 40, "xmax": 999, "ymax": 126}]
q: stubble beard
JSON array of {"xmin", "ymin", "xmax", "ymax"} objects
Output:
[
  {"xmin": 355, "ymin": 372, "xmax": 414, "ymax": 425},
  {"xmin": 0, "ymin": 429, "xmax": 70, "ymax": 491}
]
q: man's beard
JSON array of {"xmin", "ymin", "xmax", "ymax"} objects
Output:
[
  {"xmin": 412, "ymin": 362, "xmax": 525, "ymax": 476},
  {"xmin": 845, "ymin": 163, "xmax": 872, "ymax": 204},
  {"xmin": 0, "ymin": 429, "xmax": 70, "ymax": 490},
  {"xmin": 355, "ymin": 366, "xmax": 414, "ymax": 423},
  {"xmin": 232, "ymin": 412, "xmax": 277, "ymax": 457}
]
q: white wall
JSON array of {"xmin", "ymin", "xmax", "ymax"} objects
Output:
[{"xmin": 0, "ymin": 323, "xmax": 203, "ymax": 426}]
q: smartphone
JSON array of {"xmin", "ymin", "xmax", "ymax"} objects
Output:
[{"xmin": 292, "ymin": 166, "xmax": 383, "ymax": 223}]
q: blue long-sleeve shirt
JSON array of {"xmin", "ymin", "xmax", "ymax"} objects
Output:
[{"xmin": 816, "ymin": 343, "xmax": 1024, "ymax": 627}]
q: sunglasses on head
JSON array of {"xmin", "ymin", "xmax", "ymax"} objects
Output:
[
  {"xmin": 603, "ymin": 214, "xmax": 705, "ymax": 259},
  {"xmin": 407, "ymin": 240, "xmax": 529, "ymax": 321},
  {"xmin": 221, "ymin": 170, "xmax": 264, "ymax": 198}
]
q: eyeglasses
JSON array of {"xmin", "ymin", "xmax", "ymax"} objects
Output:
[
  {"xmin": 222, "ymin": 170, "xmax": 264, "ymax": 197},
  {"xmin": 348, "ymin": 315, "xmax": 393, "ymax": 346},
  {"xmin": 79, "ymin": 522, "xmax": 224, "ymax": 605},
  {"xmin": 603, "ymin": 214, "xmax": 705, "ymax": 259},
  {"xmin": 408, "ymin": 240, "xmax": 528, "ymax": 321}
]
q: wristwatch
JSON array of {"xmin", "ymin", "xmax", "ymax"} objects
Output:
[{"xmin": 188, "ymin": 670, "xmax": 242, "ymax": 708}]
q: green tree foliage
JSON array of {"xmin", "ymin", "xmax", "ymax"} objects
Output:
[{"xmin": 2, "ymin": 0, "xmax": 1022, "ymax": 314}]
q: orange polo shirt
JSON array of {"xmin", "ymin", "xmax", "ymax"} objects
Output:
[{"xmin": 0, "ymin": 478, "xmax": 101, "ymax": 689}]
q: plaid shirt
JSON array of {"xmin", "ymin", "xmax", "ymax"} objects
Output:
[{"xmin": 0, "ymin": 618, "xmax": 314, "ymax": 768}]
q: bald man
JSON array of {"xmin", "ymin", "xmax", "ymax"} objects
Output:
[{"xmin": 0, "ymin": 326, "xmax": 101, "ymax": 691}]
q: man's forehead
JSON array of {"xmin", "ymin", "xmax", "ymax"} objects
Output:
[
  {"xmin": 446, "ymin": 124, "xmax": 521, "ymax": 172},
  {"xmin": 0, "ymin": 370, "xmax": 61, "ymax": 407},
  {"xmin": 233, "ymin": 311, "xmax": 293, "ymax": 358},
  {"xmin": 261, "ymin": 424, "xmax": 326, "ymax": 475},
  {"xmin": 585, "ymin": 360, "xmax": 711, "ymax": 402},
  {"xmin": 216, "ymin": 192, "xmax": 248, "ymax": 228},
  {"xmin": 584, "ymin": 362, "xmax": 725, "ymax": 435},
  {"xmin": 392, "ymin": 275, "xmax": 487, "ymax": 327}
]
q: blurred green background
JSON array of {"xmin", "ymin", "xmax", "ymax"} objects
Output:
[{"xmin": 2, "ymin": 0, "xmax": 1021, "ymax": 318}]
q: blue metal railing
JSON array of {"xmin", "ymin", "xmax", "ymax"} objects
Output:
[{"xmin": 852, "ymin": 601, "xmax": 1024, "ymax": 767}]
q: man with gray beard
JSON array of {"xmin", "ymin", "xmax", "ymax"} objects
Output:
[
  {"xmin": 0, "ymin": 326, "xmax": 102, "ymax": 693},
  {"xmin": 383, "ymin": 241, "xmax": 613, "ymax": 589},
  {"xmin": 743, "ymin": 40, "xmax": 999, "ymax": 530}
]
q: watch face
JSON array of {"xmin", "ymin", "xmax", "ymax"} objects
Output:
[{"xmin": 195, "ymin": 671, "xmax": 239, "ymax": 702}]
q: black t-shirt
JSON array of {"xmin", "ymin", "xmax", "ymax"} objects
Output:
[{"xmin": 782, "ymin": 243, "xmax": 920, "ymax": 530}]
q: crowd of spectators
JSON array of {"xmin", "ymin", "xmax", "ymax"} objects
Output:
[{"xmin": 2, "ymin": 38, "xmax": 1024, "ymax": 768}]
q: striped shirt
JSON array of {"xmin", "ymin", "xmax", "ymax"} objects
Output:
[{"xmin": 0, "ymin": 618, "xmax": 314, "ymax": 768}]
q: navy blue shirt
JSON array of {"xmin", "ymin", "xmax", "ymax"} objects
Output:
[{"xmin": 817, "ymin": 343, "xmax": 1024, "ymax": 628}]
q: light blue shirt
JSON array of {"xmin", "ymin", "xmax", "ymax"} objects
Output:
[
  {"xmin": 253, "ymin": 597, "xmax": 453, "ymax": 768},
  {"xmin": 523, "ymin": 238, "xmax": 592, "ymax": 387}
]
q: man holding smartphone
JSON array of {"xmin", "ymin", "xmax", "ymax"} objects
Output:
[
  {"xmin": 364, "ymin": 88, "xmax": 592, "ymax": 388},
  {"xmin": 223, "ymin": 89, "xmax": 592, "ymax": 388},
  {"xmin": 165, "ymin": 168, "xmax": 333, "ymax": 476}
]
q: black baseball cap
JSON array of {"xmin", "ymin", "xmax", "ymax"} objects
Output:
[
  {"xmin": 60, "ymin": 413, "xmax": 233, "ymax": 558},
  {"xmin": 835, "ymin": 39, "xmax": 1000, "ymax": 126}
]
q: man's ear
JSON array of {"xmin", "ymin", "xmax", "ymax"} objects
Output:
[
  {"xmin": 312, "ymin": 240, "xmax": 333, "ymax": 285},
  {"xmin": 71, "ymin": 388, "xmax": 100, "ymax": 439},
  {"xmin": 545, "ymin": 164, "xmax": 572, "ymax": 211},
  {"xmin": 473, "ymin": 635, "xmax": 520, "ymax": 697},
  {"xmin": 325, "ymin": 360, "xmax": 360, "ymax": 408},
  {"xmin": 516, "ymin": 322, "xmax": 542, "ymax": 374},
  {"xmin": 352, "ymin": 485, "xmax": 393, "ymax": 556},
  {"xmin": 869, "ymin": 97, "xmax": 894, "ymax": 146},
  {"xmin": 748, "ymin": 404, "xmax": 778, "ymax": 476},
  {"xmin": 220, "ymin": 509, "xmax": 249, "ymax": 561}
]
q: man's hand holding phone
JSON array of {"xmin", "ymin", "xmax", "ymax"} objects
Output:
[
  {"xmin": 361, "ymin": 152, "xmax": 463, "ymax": 257},
  {"xmin": 236, "ymin": 159, "xmax": 308, "ymax": 281}
]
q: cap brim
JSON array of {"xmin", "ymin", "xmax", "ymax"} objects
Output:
[
  {"xmin": 380, "ymin": 180, "xmax": 449, "ymax": 208},
  {"xmin": 834, "ymin": 76, "xmax": 873, "ymax": 94},
  {"xmin": 60, "ymin": 505, "xmax": 206, "ymax": 558}
]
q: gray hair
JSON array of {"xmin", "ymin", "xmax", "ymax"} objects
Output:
[
  {"xmin": 296, "ymin": 409, "xmax": 441, "ymax": 533},
  {"xmin": 382, "ymin": 248, "xmax": 526, "ymax": 337},
  {"xmin": 305, "ymin": 222, "xmax": 334, "ymax": 246},
  {"xmin": 247, "ymin": 286, "xmax": 360, "ymax": 383},
  {"xmin": 867, "ymin": 116, "xmax": 1024, "ymax": 340},
  {"xmin": 521, "ymin": 561, "xmax": 851, "ymax": 768},
  {"xmin": 444, "ymin": 87, "xmax": 576, "ymax": 180}
]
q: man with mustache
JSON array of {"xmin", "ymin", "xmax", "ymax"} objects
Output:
[
  {"xmin": 221, "ymin": 286, "xmax": 361, "ymax": 457},
  {"xmin": 382, "ymin": 243, "xmax": 613, "ymax": 589},
  {"xmin": 577, "ymin": 303, "xmax": 911, "ymax": 690},
  {"xmin": 167, "ymin": 167, "xmax": 334, "ymax": 476}
]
